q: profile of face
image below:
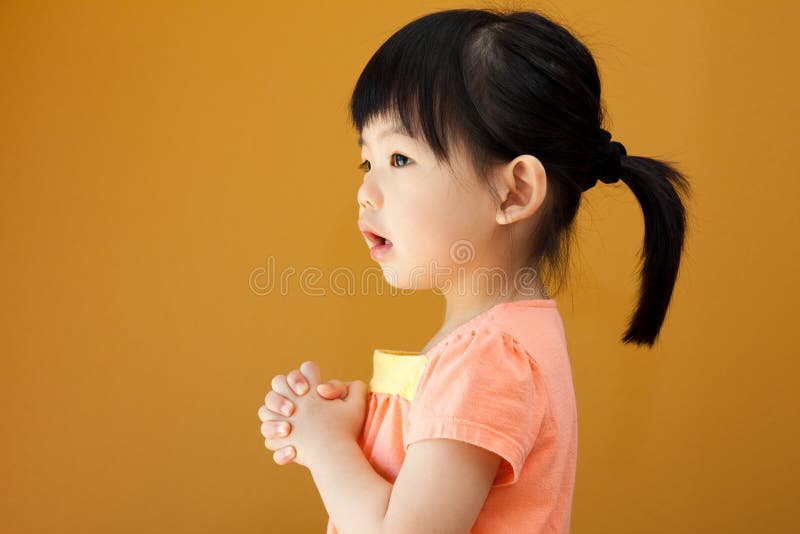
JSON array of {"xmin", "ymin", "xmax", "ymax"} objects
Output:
[{"xmin": 356, "ymin": 115, "xmax": 504, "ymax": 292}]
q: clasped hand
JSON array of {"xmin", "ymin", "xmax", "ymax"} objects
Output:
[{"xmin": 257, "ymin": 361, "xmax": 368, "ymax": 470}]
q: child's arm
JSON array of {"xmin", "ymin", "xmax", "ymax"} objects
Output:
[
  {"xmin": 280, "ymin": 365, "xmax": 501, "ymax": 534},
  {"xmin": 261, "ymin": 362, "xmax": 393, "ymax": 533},
  {"xmin": 309, "ymin": 437, "xmax": 394, "ymax": 534},
  {"xmin": 309, "ymin": 436, "xmax": 500, "ymax": 534},
  {"xmin": 380, "ymin": 439, "xmax": 501, "ymax": 533}
]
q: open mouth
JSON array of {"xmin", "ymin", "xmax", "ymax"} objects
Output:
[{"xmin": 365, "ymin": 231, "xmax": 392, "ymax": 247}]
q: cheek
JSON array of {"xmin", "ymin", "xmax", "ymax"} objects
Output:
[
  {"xmin": 394, "ymin": 203, "xmax": 442, "ymax": 258},
  {"xmin": 397, "ymin": 193, "xmax": 487, "ymax": 264}
]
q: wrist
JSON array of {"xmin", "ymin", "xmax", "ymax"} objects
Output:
[{"xmin": 308, "ymin": 433, "xmax": 360, "ymax": 473}]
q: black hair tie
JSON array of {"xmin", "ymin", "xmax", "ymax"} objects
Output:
[{"xmin": 582, "ymin": 128, "xmax": 627, "ymax": 192}]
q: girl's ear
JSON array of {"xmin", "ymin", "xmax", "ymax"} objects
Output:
[{"xmin": 493, "ymin": 155, "xmax": 547, "ymax": 225}]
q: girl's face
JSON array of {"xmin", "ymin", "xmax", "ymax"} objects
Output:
[{"xmin": 357, "ymin": 116, "xmax": 504, "ymax": 291}]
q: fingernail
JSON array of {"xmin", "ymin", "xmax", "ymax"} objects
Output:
[
  {"xmin": 281, "ymin": 448, "xmax": 293, "ymax": 460},
  {"xmin": 281, "ymin": 404, "xmax": 291, "ymax": 416},
  {"xmin": 276, "ymin": 423, "xmax": 288, "ymax": 436},
  {"xmin": 295, "ymin": 381, "xmax": 308, "ymax": 395}
]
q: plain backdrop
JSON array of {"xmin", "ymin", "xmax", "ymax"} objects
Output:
[{"xmin": 1, "ymin": 0, "xmax": 798, "ymax": 532}]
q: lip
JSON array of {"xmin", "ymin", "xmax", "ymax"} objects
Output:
[
  {"xmin": 358, "ymin": 221, "xmax": 391, "ymax": 247},
  {"xmin": 369, "ymin": 241, "xmax": 393, "ymax": 261},
  {"xmin": 358, "ymin": 221, "xmax": 393, "ymax": 260}
]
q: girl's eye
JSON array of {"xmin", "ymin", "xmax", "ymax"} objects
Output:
[
  {"xmin": 392, "ymin": 153, "xmax": 411, "ymax": 167},
  {"xmin": 357, "ymin": 154, "xmax": 412, "ymax": 173}
]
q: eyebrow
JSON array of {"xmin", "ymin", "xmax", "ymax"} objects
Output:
[{"xmin": 357, "ymin": 122, "xmax": 410, "ymax": 147}]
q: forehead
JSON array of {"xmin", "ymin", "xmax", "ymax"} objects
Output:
[{"xmin": 357, "ymin": 118, "xmax": 412, "ymax": 148}]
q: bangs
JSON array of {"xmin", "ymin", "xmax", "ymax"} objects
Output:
[{"xmin": 349, "ymin": 9, "xmax": 503, "ymax": 170}]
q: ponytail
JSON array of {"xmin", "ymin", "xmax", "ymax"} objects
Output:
[{"xmin": 617, "ymin": 156, "xmax": 690, "ymax": 347}]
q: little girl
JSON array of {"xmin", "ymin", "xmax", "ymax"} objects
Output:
[{"xmin": 258, "ymin": 7, "xmax": 689, "ymax": 533}]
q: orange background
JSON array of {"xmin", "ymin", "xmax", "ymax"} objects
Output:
[{"xmin": 2, "ymin": 1, "xmax": 797, "ymax": 532}]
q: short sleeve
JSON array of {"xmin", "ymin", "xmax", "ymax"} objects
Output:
[{"xmin": 405, "ymin": 324, "xmax": 547, "ymax": 487}]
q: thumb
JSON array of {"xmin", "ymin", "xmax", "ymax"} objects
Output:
[
  {"xmin": 344, "ymin": 379, "xmax": 367, "ymax": 400},
  {"xmin": 316, "ymin": 379, "xmax": 349, "ymax": 399}
]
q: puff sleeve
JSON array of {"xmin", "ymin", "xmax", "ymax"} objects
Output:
[{"xmin": 404, "ymin": 324, "xmax": 548, "ymax": 487}]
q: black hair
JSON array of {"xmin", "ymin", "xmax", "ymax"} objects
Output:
[{"xmin": 349, "ymin": 8, "xmax": 690, "ymax": 348}]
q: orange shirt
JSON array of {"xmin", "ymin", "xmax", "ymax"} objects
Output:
[{"xmin": 326, "ymin": 299, "xmax": 578, "ymax": 533}]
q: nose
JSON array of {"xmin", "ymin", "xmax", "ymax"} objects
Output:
[{"xmin": 357, "ymin": 174, "xmax": 382, "ymax": 211}]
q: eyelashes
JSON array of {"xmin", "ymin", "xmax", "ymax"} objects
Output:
[{"xmin": 358, "ymin": 153, "xmax": 412, "ymax": 173}]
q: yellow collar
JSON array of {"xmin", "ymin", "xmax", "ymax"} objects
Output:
[{"xmin": 369, "ymin": 349, "xmax": 428, "ymax": 402}]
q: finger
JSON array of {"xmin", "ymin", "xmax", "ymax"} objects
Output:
[
  {"xmin": 271, "ymin": 374, "xmax": 293, "ymax": 398},
  {"xmin": 346, "ymin": 379, "xmax": 368, "ymax": 399},
  {"xmin": 259, "ymin": 404, "xmax": 285, "ymax": 422},
  {"xmin": 273, "ymin": 446, "xmax": 296, "ymax": 465},
  {"xmin": 264, "ymin": 390, "xmax": 294, "ymax": 417},
  {"xmin": 299, "ymin": 361, "xmax": 322, "ymax": 387},
  {"xmin": 287, "ymin": 369, "xmax": 309, "ymax": 395},
  {"xmin": 316, "ymin": 379, "xmax": 349, "ymax": 399},
  {"xmin": 315, "ymin": 383, "xmax": 343, "ymax": 399},
  {"xmin": 263, "ymin": 433, "xmax": 286, "ymax": 451},
  {"xmin": 260, "ymin": 419, "xmax": 291, "ymax": 439}
]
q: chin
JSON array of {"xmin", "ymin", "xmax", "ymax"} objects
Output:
[{"xmin": 378, "ymin": 263, "xmax": 436, "ymax": 292}]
